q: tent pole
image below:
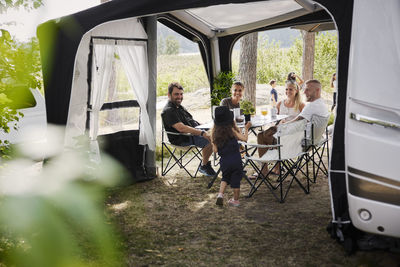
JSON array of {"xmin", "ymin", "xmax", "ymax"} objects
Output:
[
  {"xmin": 144, "ymin": 16, "xmax": 157, "ymax": 179},
  {"xmin": 86, "ymin": 38, "xmax": 94, "ymax": 133}
]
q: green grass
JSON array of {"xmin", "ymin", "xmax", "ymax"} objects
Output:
[{"xmin": 157, "ymin": 54, "xmax": 209, "ymax": 96}]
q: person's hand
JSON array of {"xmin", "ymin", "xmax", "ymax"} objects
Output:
[
  {"xmin": 203, "ymin": 131, "xmax": 211, "ymax": 142},
  {"xmin": 245, "ymin": 121, "xmax": 252, "ymax": 130}
]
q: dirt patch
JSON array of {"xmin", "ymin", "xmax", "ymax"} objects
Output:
[{"xmin": 107, "ymin": 156, "xmax": 400, "ymax": 266}]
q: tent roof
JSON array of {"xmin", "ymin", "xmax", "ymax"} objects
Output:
[
  {"xmin": 36, "ymin": 0, "xmax": 335, "ymax": 126},
  {"xmin": 165, "ymin": 0, "xmax": 330, "ymax": 37}
]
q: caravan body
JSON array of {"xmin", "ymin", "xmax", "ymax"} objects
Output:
[{"xmin": 344, "ymin": 0, "xmax": 400, "ymax": 238}]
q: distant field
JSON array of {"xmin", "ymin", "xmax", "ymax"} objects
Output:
[{"xmin": 157, "ymin": 54, "xmax": 209, "ymax": 96}]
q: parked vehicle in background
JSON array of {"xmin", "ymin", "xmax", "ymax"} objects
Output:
[{"xmin": 0, "ymin": 88, "xmax": 47, "ymax": 159}]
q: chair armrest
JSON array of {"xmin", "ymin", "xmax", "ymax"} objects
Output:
[
  {"xmin": 238, "ymin": 140, "xmax": 281, "ymax": 149},
  {"xmin": 165, "ymin": 131, "xmax": 193, "ymax": 136}
]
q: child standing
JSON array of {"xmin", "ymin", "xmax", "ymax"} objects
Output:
[
  {"xmin": 269, "ymin": 79, "xmax": 278, "ymax": 105},
  {"xmin": 211, "ymin": 106, "xmax": 251, "ymax": 207}
]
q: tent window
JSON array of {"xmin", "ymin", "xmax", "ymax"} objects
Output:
[
  {"xmin": 98, "ymin": 106, "xmax": 140, "ymax": 135},
  {"xmin": 98, "ymin": 52, "xmax": 140, "ymax": 135}
]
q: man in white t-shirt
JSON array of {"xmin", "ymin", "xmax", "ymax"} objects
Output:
[
  {"xmin": 253, "ymin": 79, "xmax": 329, "ymax": 177},
  {"xmin": 287, "ymin": 79, "xmax": 329, "ymax": 137}
]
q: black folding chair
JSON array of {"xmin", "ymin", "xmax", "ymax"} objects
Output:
[
  {"xmin": 306, "ymin": 114, "xmax": 330, "ymax": 183},
  {"xmin": 243, "ymin": 120, "xmax": 310, "ymax": 203},
  {"xmin": 161, "ymin": 126, "xmax": 203, "ymax": 178}
]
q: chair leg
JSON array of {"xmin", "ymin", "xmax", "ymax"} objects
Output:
[{"xmin": 161, "ymin": 144, "xmax": 202, "ymax": 178}]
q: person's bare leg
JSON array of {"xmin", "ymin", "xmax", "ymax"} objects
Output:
[
  {"xmin": 257, "ymin": 133, "xmax": 270, "ymax": 176},
  {"xmin": 233, "ymin": 188, "xmax": 240, "ymax": 201},
  {"xmin": 202, "ymin": 143, "xmax": 213, "ymax": 166},
  {"xmin": 272, "ymin": 162, "xmax": 280, "ymax": 174},
  {"xmin": 219, "ymin": 181, "xmax": 228, "ymax": 195}
]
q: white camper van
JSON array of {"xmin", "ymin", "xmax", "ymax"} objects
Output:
[{"xmin": 0, "ymin": 88, "xmax": 47, "ymax": 158}]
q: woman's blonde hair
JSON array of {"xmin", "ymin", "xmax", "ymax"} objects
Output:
[{"xmin": 285, "ymin": 80, "xmax": 303, "ymax": 112}]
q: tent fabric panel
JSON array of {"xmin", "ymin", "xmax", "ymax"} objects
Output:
[
  {"xmin": 64, "ymin": 18, "xmax": 148, "ymax": 148},
  {"xmin": 314, "ymin": 0, "xmax": 354, "ymax": 222},
  {"xmin": 98, "ymin": 130, "xmax": 147, "ymax": 182},
  {"xmin": 186, "ymin": 0, "xmax": 303, "ymax": 30}
]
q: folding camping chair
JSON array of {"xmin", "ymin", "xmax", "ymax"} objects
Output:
[
  {"xmin": 243, "ymin": 119, "xmax": 310, "ymax": 203},
  {"xmin": 306, "ymin": 114, "xmax": 330, "ymax": 183},
  {"xmin": 161, "ymin": 126, "xmax": 203, "ymax": 178}
]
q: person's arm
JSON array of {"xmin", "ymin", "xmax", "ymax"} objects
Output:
[
  {"xmin": 172, "ymin": 122, "xmax": 210, "ymax": 141},
  {"xmin": 234, "ymin": 122, "xmax": 251, "ymax": 142},
  {"xmin": 212, "ymin": 143, "xmax": 218, "ymax": 153},
  {"xmin": 220, "ymin": 98, "xmax": 228, "ymax": 107},
  {"xmin": 284, "ymin": 115, "xmax": 305, "ymax": 125},
  {"xmin": 299, "ymin": 102, "xmax": 305, "ymax": 112},
  {"xmin": 276, "ymin": 101, "xmax": 282, "ymax": 114},
  {"xmin": 296, "ymin": 75, "xmax": 304, "ymax": 86},
  {"xmin": 270, "ymin": 91, "xmax": 276, "ymax": 105}
]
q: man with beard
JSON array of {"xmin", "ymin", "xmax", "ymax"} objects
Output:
[{"xmin": 161, "ymin": 82, "xmax": 216, "ymax": 176}]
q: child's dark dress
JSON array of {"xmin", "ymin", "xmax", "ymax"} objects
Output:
[{"xmin": 218, "ymin": 137, "xmax": 243, "ymax": 188}]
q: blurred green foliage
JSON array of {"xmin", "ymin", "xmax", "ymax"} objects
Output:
[
  {"xmin": 164, "ymin": 35, "xmax": 179, "ymax": 55},
  {"xmin": 0, "ymin": 131, "xmax": 127, "ymax": 267},
  {"xmin": 0, "ymin": 0, "xmax": 43, "ymax": 13},
  {"xmin": 240, "ymin": 99, "xmax": 255, "ymax": 115},
  {"xmin": 210, "ymin": 71, "xmax": 235, "ymax": 106},
  {"xmin": 234, "ymin": 31, "xmax": 337, "ymax": 93},
  {"xmin": 158, "ymin": 35, "xmax": 180, "ymax": 55},
  {"xmin": 0, "ymin": 29, "xmax": 42, "ymax": 158}
]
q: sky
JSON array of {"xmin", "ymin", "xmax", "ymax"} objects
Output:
[{"xmin": 0, "ymin": 0, "xmax": 100, "ymax": 41}]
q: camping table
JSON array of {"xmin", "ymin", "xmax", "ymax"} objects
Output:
[{"xmin": 196, "ymin": 114, "xmax": 288, "ymax": 188}]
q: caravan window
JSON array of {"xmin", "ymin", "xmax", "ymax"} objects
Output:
[{"xmin": 98, "ymin": 54, "xmax": 140, "ymax": 135}]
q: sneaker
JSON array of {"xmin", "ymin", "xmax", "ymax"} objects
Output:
[
  {"xmin": 216, "ymin": 197, "xmax": 223, "ymax": 206},
  {"xmin": 199, "ymin": 161, "xmax": 216, "ymax": 176},
  {"xmin": 228, "ymin": 198, "xmax": 240, "ymax": 207}
]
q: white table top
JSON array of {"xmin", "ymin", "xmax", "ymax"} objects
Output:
[{"xmin": 195, "ymin": 114, "xmax": 288, "ymax": 130}]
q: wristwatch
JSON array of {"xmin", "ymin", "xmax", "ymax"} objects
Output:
[{"xmin": 200, "ymin": 130, "xmax": 205, "ymax": 136}]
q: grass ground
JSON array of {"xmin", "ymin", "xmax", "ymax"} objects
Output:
[{"xmin": 106, "ymin": 156, "xmax": 400, "ymax": 266}]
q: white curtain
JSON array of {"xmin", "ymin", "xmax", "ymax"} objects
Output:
[
  {"xmin": 90, "ymin": 39, "xmax": 115, "ymax": 162},
  {"xmin": 116, "ymin": 40, "xmax": 155, "ymax": 151}
]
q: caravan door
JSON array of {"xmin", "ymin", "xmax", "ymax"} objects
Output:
[{"xmin": 345, "ymin": 0, "xmax": 400, "ymax": 238}]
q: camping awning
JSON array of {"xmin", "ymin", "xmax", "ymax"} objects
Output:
[{"xmin": 168, "ymin": 0, "xmax": 327, "ymax": 37}]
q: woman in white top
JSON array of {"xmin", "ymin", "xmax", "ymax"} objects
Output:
[{"xmin": 276, "ymin": 80, "xmax": 305, "ymax": 121}]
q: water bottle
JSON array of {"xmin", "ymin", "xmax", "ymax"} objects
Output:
[{"xmin": 271, "ymin": 106, "xmax": 277, "ymax": 119}]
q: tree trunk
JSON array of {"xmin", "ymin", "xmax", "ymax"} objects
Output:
[
  {"xmin": 238, "ymin": 32, "xmax": 258, "ymax": 105},
  {"xmin": 301, "ymin": 30, "xmax": 315, "ymax": 81}
]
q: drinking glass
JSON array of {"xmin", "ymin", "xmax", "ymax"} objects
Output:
[{"xmin": 261, "ymin": 109, "xmax": 268, "ymax": 120}]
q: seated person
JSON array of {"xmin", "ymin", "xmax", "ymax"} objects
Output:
[
  {"xmin": 256, "ymin": 79, "xmax": 329, "ymax": 176},
  {"xmin": 161, "ymin": 82, "xmax": 216, "ymax": 176},
  {"xmin": 220, "ymin": 81, "xmax": 245, "ymax": 109},
  {"xmin": 276, "ymin": 80, "xmax": 305, "ymax": 121}
]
